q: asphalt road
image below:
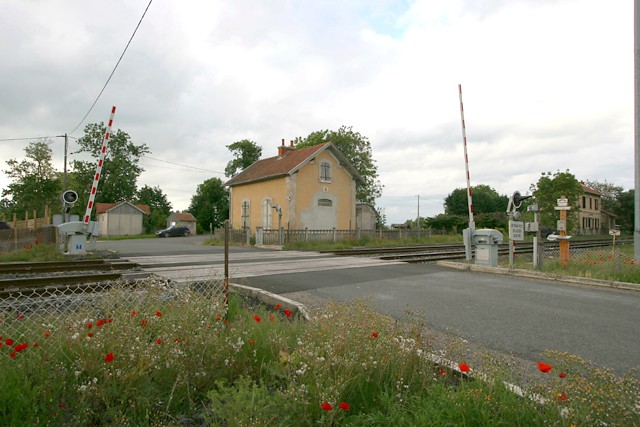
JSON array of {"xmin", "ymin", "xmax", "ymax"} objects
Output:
[
  {"xmin": 99, "ymin": 236, "xmax": 640, "ymax": 374},
  {"xmin": 246, "ymin": 262, "xmax": 640, "ymax": 374}
]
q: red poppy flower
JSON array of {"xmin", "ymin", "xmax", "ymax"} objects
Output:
[
  {"xmin": 87, "ymin": 333, "xmax": 93, "ymax": 338},
  {"xmin": 44, "ymin": 331, "xmax": 50, "ymax": 337},
  {"xmin": 269, "ymin": 315, "xmax": 275, "ymax": 322},
  {"xmin": 96, "ymin": 319, "xmax": 105, "ymax": 327},
  {"xmin": 253, "ymin": 315, "xmax": 261, "ymax": 322},
  {"xmin": 321, "ymin": 402, "xmax": 332, "ymax": 411},
  {"xmin": 155, "ymin": 339, "xmax": 162, "ymax": 345},
  {"xmin": 86, "ymin": 323, "xmax": 93, "ymax": 329},
  {"xmin": 283, "ymin": 309, "xmax": 292, "ymax": 318},
  {"xmin": 458, "ymin": 363, "xmax": 470, "ymax": 373},
  {"xmin": 557, "ymin": 393, "xmax": 568, "ymax": 401},
  {"xmin": 141, "ymin": 318, "xmax": 148, "ymax": 327},
  {"xmin": 339, "ymin": 402, "xmax": 350, "ymax": 411},
  {"xmin": 440, "ymin": 369, "xmax": 446, "ymax": 376},
  {"xmin": 104, "ymin": 352, "xmax": 114, "ymax": 363},
  {"xmin": 131, "ymin": 310, "xmax": 138, "ymax": 316},
  {"xmin": 372, "ymin": 332, "xmax": 379, "ymax": 338},
  {"xmin": 17, "ymin": 313, "xmax": 24, "ymax": 319},
  {"xmin": 274, "ymin": 304, "xmax": 281, "ymax": 311},
  {"xmin": 5, "ymin": 338, "xmax": 14, "ymax": 346},
  {"xmin": 216, "ymin": 316, "xmax": 222, "ymax": 321},
  {"xmin": 537, "ymin": 362, "xmax": 553, "ymax": 373},
  {"xmin": 9, "ymin": 351, "xmax": 16, "ymax": 359},
  {"xmin": 33, "ymin": 343, "xmax": 39, "ymax": 347},
  {"xmin": 155, "ymin": 311, "xmax": 162, "ymax": 317},
  {"xmin": 15, "ymin": 343, "xmax": 28, "ymax": 352},
  {"xmin": 559, "ymin": 372, "xmax": 567, "ymax": 378}
]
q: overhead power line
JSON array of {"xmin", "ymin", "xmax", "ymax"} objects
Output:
[
  {"xmin": 141, "ymin": 155, "xmax": 226, "ymax": 175},
  {"xmin": 67, "ymin": 0, "xmax": 154, "ymax": 135},
  {"xmin": 0, "ymin": 136, "xmax": 63, "ymax": 143}
]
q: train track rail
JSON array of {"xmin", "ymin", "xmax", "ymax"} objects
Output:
[
  {"xmin": 0, "ymin": 259, "xmax": 143, "ymax": 296},
  {"xmin": 324, "ymin": 239, "xmax": 629, "ymax": 263},
  {"xmin": 0, "ymin": 259, "xmax": 138, "ymax": 274}
]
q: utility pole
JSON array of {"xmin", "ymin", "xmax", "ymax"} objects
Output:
[
  {"xmin": 416, "ymin": 194, "xmax": 420, "ymax": 230},
  {"xmin": 635, "ymin": 0, "xmax": 640, "ymax": 259},
  {"xmin": 63, "ymin": 133, "xmax": 69, "ymax": 190}
]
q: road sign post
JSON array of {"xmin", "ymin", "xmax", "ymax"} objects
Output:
[{"xmin": 554, "ymin": 195, "xmax": 571, "ymax": 267}]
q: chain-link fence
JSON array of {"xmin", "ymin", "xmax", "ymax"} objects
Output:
[
  {"xmin": 0, "ymin": 276, "xmax": 228, "ymax": 349},
  {"xmin": 543, "ymin": 241, "xmax": 636, "ymax": 268},
  {"xmin": 0, "ymin": 226, "xmax": 57, "ymax": 253},
  {"xmin": 506, "ymin": 240, "xmax": 639, "ymax": 282}
]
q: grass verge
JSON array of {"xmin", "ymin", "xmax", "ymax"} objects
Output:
[{"xmin": 1, "ymin": 279, "xmax": 637, "ymax": 425}]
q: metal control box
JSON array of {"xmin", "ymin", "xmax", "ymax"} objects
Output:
[{"xmin": 472, "ymin": 229, "xmax": 503, "ymax": 267}]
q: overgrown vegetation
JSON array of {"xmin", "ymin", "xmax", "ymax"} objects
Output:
[
  {"xmin": 0, "ymin": 243, "xmax": 64, "ymax": 262},
  {"xmin": 503, "ymin": 245, "xmax": 640, "ymax": 284},
  {"xmin": 3, "ymin": 280, "xmax": 637, "ymax": 425}
]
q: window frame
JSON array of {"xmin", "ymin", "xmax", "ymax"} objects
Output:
[{"xmin": 319, "ymin": 160, "xmax": 332, "ymax": 182}]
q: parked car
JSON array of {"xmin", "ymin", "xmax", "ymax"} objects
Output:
[{"xmin": 155, "ymin": 225, "xmax": 190, "ymax": 237}]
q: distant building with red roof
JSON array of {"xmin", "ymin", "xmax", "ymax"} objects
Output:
[
  {"xmin": 166, "ymin": 211, "xmax": 197, "ymax": 235},
  {"xmin": 578, "ymin": 183, "xmax": 616, "ymax": 235}
]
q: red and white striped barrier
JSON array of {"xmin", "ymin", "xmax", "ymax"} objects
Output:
[
  {"xmin": 83, "ymin": 106, "xmax": 116, "ymax": 225},
  {"xmin": 458, "ymin": 84, "xmax": 475, "ymax": 230}
]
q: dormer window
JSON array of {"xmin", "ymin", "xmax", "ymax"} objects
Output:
[{"xmin": 319, "ymin": 161, "xmax": 332, "ymax": 182}]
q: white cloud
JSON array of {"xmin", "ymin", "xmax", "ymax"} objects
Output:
[{"xmin": 0, "ymin": 0, "xmax": 633, "ymax": 225}]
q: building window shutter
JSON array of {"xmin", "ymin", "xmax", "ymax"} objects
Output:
[
  {"xmin": 241, "ymin": 200, "xmax": 250, "ymax": 229},
  {"xmin": 319, "ymin": 161, "xmax": 332, "ymax": 182},
  {"xmin": 262, "ymin": 199, "xmax": 272, "ymax": 229}
]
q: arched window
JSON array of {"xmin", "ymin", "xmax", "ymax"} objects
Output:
[{"xmin": 318, "ymin": 198, "xmax": 333, "ymax": 207}]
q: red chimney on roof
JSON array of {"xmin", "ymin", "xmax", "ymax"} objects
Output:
[{"xmin": 278, "ymin": 138, "xmax": 295, "ymax": 158}]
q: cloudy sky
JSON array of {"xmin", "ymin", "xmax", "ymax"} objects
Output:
[{"xmin": 0, "ymin": 0, "xmax": 633, "ymax": 225}]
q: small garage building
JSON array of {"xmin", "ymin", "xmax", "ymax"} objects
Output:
[{"xmin": 96, "ymin": 202, "xmax": 150, "ymax": 237}]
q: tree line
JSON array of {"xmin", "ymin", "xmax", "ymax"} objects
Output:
[
  {"xmin": 407, "ymin": 171, "xmax": 634, "ymax": 235},
  {"xmin": 0, "ymin": 124, "xmax": 382, "ymax": 234},
  {"xmin": 1, "ymin": 123, "xmax": 632, "ymax": 235}
]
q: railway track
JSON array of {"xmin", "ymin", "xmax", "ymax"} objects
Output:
[
  {"xmin": 0, "ymin": 259, "xmax": 143, "ymax": 296},
  {"xmin": 323, "ymin": 239, "xmax": 629, "ymax": 263}
]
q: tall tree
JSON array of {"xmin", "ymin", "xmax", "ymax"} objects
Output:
[
  {"xmin": 444, "ymin": 185, "xmax": 509, "ymax": 216},
  {"xmin": 529, "ymin": 170, "xmax": 583, "ymax": 230},
  {"xmin": 615, "ymin": 189, "xmax": 634, "ymax": 233},
  {"xmin": 136, "ymin": 185, "xmax": 172, "ymax": 232},
  {"xmin": 188, "ymin": 177, "xmax": 229, "ymax": 234},
  {"xmin": 225, "ymin": 140, "xmax": 262, "ymax": 178},
  {"xmin": 296, "ymin": 126, "xmax": 382, "ymax": 205},
  {"xmin": 584, "ymin": 180, "xmax": 623, "ymax": 212},
  {"xmin": 1, "ymin": 140, "xmax": 61, "ymax": 216},
  {"xmin": 71, "ymin": 123, "xmax": 150, "ymax": 217}
]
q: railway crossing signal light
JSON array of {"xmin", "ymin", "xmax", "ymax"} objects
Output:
[
  {"xmin": 61, "ymin": 190, "xmax": 78, "ymax": 213},
  {"xmin": 507, "ymin": 191, "xmax": 532, "ymax": 215}
]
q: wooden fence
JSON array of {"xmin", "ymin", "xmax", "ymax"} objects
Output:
[{"xmin": 0, "ymin": 207, "xmax": 56, "ymax": 253}]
